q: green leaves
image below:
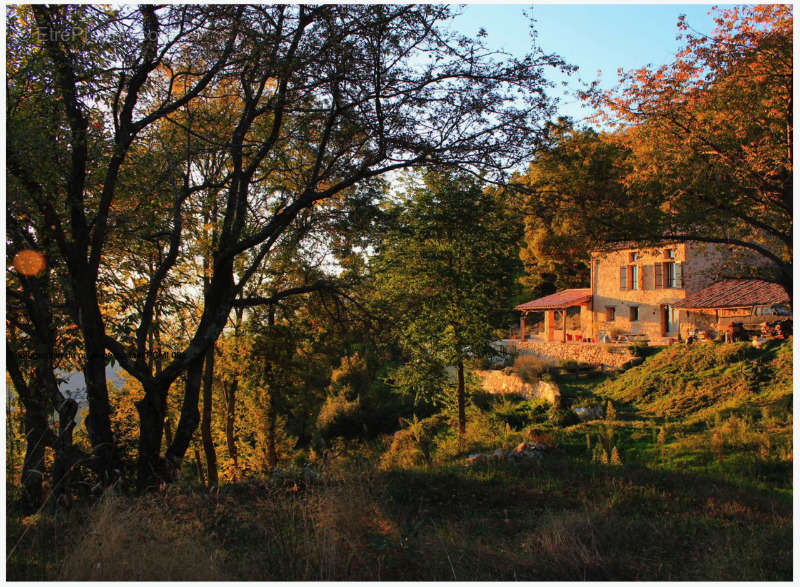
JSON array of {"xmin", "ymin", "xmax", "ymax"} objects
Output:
[{"xmin": 373, "ymin": 170, "xmax": 522, "ymax": 402}]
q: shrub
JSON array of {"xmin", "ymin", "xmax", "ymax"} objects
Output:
[
  {"xmin": 494, "ymin": 398, "xmax": 549, "ymax": 430},
  {"xmin": 467, "ymin": 356, "xmax": 492, "ymax": 370},
  {"xmin": 605, "ymin": 400, "xmax": 617, "ymax": 421},
  {"xmin": 558, "ymin": 359, "xmax": 580, "ymax": 373},
  {"xmin": 548, "ymin": 406, "xmax": 580, "ymax": 427},
  {"xmin": 627, "ymin": 342, "xmax": 649, "ymax": 358},
  {"xmin": 514, "ymin": 355, "xmax": 554, "ymax": 385},
  {"xmin": 316, "ymin": 391, "xmax": 362, "ymax": 439},
  {"xmin": 380, "ymin": 414, "xmax": 448, "ymax": 469}
]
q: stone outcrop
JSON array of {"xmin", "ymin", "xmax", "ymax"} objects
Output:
[
  {"xmin": 465, "ymin": 441, "xmax": 548, "ymax": 467},
  {"xmin": 474, "ymin": 370, "xmax": 561, "ymax": 404}
]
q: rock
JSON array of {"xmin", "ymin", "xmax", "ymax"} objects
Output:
[
  {"xmin": 466, "ymin": 453, "xmax": 488, "ymax": 466},
  {"xmin": 535, "ymin": 380, "xmax": 561, "ymax": 404},
  {"xmin": 573, "ymin": 405, "xmax": 604, "ymax": 421},
  {"xmin": 492, "ymin": 448, "xmax": 506, "ymax": 461}
]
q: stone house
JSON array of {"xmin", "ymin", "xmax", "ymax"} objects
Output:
[{"xmin": 516, "ymin": 241, "xmax": 789, "ymax": 343}]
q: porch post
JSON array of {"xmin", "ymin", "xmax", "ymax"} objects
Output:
[
  {"xmin": 520, "ymin": 313, "xmax": 526, "ymax": 341},
  {"xmin": 544, "ymin": 310, "xmax": 555, "ymax": 342},
  {"xmin": 562, "ymin": 309, "xmax": 567, "ymax": 343}
]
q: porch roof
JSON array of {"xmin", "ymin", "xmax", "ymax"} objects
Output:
[
  {"xmin": 515, "ymin": 288, "xmax": 592, "ymax": 312},
  {"xmin": 674, "ymin": 279, "xmax": 789, "ymax": 310}
]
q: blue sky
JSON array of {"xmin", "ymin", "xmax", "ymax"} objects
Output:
[{"xmin": 451, "ymin": 4, "xmax": 720, "ymax": 124}]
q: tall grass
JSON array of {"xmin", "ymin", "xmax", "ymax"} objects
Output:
[{"xmin": 59, "ymin": 490, "xmax": 225, "ymax": 580}]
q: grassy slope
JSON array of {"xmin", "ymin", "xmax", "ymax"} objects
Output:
[
  {"xmin": 579, "ymin": 339, "xmax": 793, "ymax": 493},
  {"xmin": 7, "ymin": 340, "xmax": 793, "ymax": 580}
]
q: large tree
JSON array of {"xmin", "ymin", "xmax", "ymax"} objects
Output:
[
  {"xmin": 9, "ymin": 4, "xmax": 571, "ymax": 488},
  {"xmin": 586, "ymin": 5, "xmax": 792, "ymax": 297},
  {"xmin": 373, "ymin": 171, "xmax": 522, "ymax": 442},
  {"xmin": 513, "ymin": 119, "xmax": 631, "ymax": 296}
]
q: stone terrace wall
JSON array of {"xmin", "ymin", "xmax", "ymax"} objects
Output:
[{"xmin": 512, "ymin": 341, "xmax": 635, "ymax": 369}]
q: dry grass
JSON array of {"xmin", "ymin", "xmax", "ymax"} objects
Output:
[{"xmin": 59, "ymin": 490, "xmax": 225, "ymax": 580}]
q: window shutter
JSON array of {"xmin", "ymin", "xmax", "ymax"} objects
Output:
[
  {"xmin": 619, "ymin": 266, "xmax": 627, "ymax": 290},
  {"xmin": 637, "ymin": 264, "xmax": 644, "ymax": 290},
  {"xmin": 676, "ymin": 262, "xmax": 684, "ymax": 288},
  {"xmin": 654, "ymin": 263, "xmax": 663, "ymax": 288},
  {"xmin": 627, "ymin": 265, "xmax": 634, "ymax": 289}
]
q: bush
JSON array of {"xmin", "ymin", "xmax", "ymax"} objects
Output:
[
  {"xmin": 494, "ymin": 398, "xmax": 550, "ymax": 430},
  {"xmin": 627, "ymin": 342, "xmax": 649, "ymax": 358},
  {"xmin": 380, "ymin": 414, "xmax": 447, "ymax": 469},
  {"xmin": 316, "ymin": 392, "xmax": 362, "ymax": 439},
  {"xmin": 558, "ymin": 359, "xmax": 580, "ymax": 373},
  {"xmin": 467, "ymin": 356, "xmax": 492, "ymax": 370},
  {"xmin": 515, "ymin": 355, "xmax": 554, "ymax": 385},
  {"xmin": 548, "ymin": 406, "xmax": 580, "ymax": 427}
]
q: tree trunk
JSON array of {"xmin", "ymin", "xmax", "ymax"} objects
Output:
[
  {"xmin": 778, "ymin": 262, "xmax": 793, "ymax": 304},
  {"xmin": 266, "ymin": 387, "xmax": 278, "ymax": 472},
  {"xmin": 20, "ymin": 400, "xmax": 50, "ymax": 513},
  {"xmin": 457, "ymin": 358, "xmax": 466, "ymax": 446},
  {"xmin": 81, "ymin": 314, "xmax": 117, "ymax": 482},
  {"xmin": 224, "ymin": 379, "xmax": 239, "ymax": 473},
  {"xmin": 193, "ymin": 443, "xmax": 206, "ymax": 487},
  {"xmin": 164, "ymin": 416, "xmax": 173, "ymax": 448},
  {"xmin": 135, "ymin": 382, "xmax": 168, "ymax": 491},
  {"xmin": 164, "ymin": 355, "xmax": 203, "ymax": 470},
  {"xmin": 201, "ymin": 347, "xmax": 218, "ymax": 487}
]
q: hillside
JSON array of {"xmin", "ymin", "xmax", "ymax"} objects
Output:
[
  {"xmin": 594, "ymin": 340, "xmax": 792, "ymax": 423},
  {"xmin": 9, "ymin": 340, "xmax": 792, "ymax": 580}
]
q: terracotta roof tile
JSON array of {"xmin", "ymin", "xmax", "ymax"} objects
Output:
[
  {"xmin": 515, "ymin": 288, "xmax": 592, "ymax": 311},
  {"xmin": 675, "ymin": 279, "xmax": 789, "ymax": 310}
]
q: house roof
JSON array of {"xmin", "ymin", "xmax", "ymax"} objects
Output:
[
  {"xmin": 590, "ymin": 240, "xmax": 683, "ymax": 254},
  {"xmin": 515, "ymin": 288, "xmax": 592, "ymax": 312},
  {"xmin": 675, "ymin": 279, "xmax": 789, "ymax": 310}
]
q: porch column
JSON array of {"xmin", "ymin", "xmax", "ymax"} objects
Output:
[
  {"xmin": 520, "ymin": 313, "xmax": 526, "ymax": 341},
  {"xmin": 562, "ymin": 309, "xmax": 567, "ymax": 343},
  {"xmin": 544, "ymin": 309, "xmax": 555, "ymax": 342},
  {"xmin": 580, "ymin": 303, "xmax": 591, "ymax": 340}
]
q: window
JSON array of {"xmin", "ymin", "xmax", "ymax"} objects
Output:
[
  {"xmin": 630, "ymin": 306, "xmax": 639, "ymax": 321},
  {"xmin": 619, "ymin": 266, "xmax": 627, "ymax": 290},
  {"xmin": 655, "ymin": 261, "xmax": 683, "ymax": 288},
  {"xmin": 606, "ymin": 306, "xmax": 616, "ymax": 321},
  {"xmin": 629, "ymin": 251, "xmax": 639, "ymax": 263},
  {"xmin": 665, "ymin": 262, "xmax": 676, "ymax": 288},
  {"xmin": 664, "ymin": 249, "xmax": 675, "ymax": 259},
  {"xmin": 630, "ymin": 264, "xmax": 639, "ymax": 290}
]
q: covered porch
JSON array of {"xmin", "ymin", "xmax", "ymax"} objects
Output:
[
  {"xmin": 674, "ymin": 279, "xmax": 791, "ymax": 338},
  {"xmin": 514, "ymin": 288, "xmax": 593, "ymax": 343}
]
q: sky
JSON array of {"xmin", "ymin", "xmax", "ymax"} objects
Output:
[{"xmin": 451, "ymin": 3, "xmax": 721, "ymax": 124}]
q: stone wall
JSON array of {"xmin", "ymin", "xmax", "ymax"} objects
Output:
[{"xmin": 512, "ymin": 341, "xmax": 635, "ymax": 369}]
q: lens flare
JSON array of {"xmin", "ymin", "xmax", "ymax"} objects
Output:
[{"xmin": 12, "ymin": 249, "xmax": 47, "ymax": 276}]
